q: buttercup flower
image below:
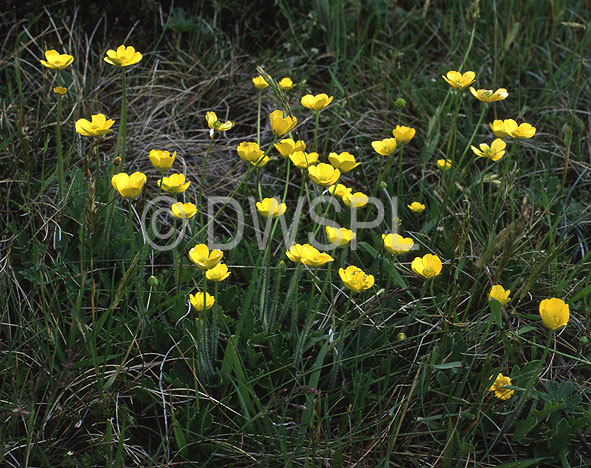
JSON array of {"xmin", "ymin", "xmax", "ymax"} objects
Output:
[
  {"xmin": 158, "ymin": 173, "xmax": 191, "ymax": 193},
  {"xmin": 111, "ymin": 172, "xmax": 147, "ymax": 199},
  {"xmin": 40, "ymin": 50, "xmax": 74, "ymax": 69},
  {"xmin": 189, "ymin": 292, "xmax": 215, "ymax": 311},
  {"xmin": 471, "ymin": 139, "xmax": 506, "ymax": 161},
  {"xmin": 286, "ymin": 244, "xmax": 306, "ymax": 263},
  {"xmin": 104, "ymin": 45, "xmax": 142, "ymax": 67},
  {"xmin": 328, "ymin": 152, "xmax": 360, "ymax": 172},
  {"xmin": 437, "ymin": 159, "xmax": 452, "ymax": 171},
  {"xmin": 189, "ymin": 244, "xmax": 223, "ymax": 270},
  {"xmin": 252, "ymin": 155, "xmax": 270, "ymax": 167},
  {"xmin": 206, "ymin": 111, "xmax": 234, "ymax": 133},
  {"xmin": 206, "ymin": 263, "xmax": 230, "ymax": 282},
  {"xmin": 170, "ymin": 202, "xmax": 197, "ymax": 219},
  {"xmin": 53, "ymin": 87, "xmax": 68, "ymax": 95},
  {"xmin": 300, "ymin": 245, "xmax": 334, "ymax": 267},
  {"xmin": 488, "ymin": 373, "xmax": 514, "ymax": 400},
  {"xmin": 342, "ymin": 192, "xmax": 369, "ymax": 208},
  {"xmin": 278, "ymin": 77, "xmax": 296, "ymax": 90},
  {"xmin": 490, "ymin": 120, "xmax": 511, "ymax": 138},
  {"xmin": 371, "ymin": 138, "xmax": 397, "ymax": 156},
  {"xmin": 269, "ymin": 110, "xmax": 297, "ymax": 135},
  {"xmin": 411, "ymin": 254, "xmax": 443, "ymax": 279},
  {"xmin": 289, "ymin": 151, "xmax": 318, "ymax": 168},
  {"xmin": 442, "ymin": 70, "xmax": 476, "ymax": 89},
  {"xmin": 408, "ymin": 202, "xmax": 425, "ymax": 213},
  {"xmin": 392, "ymin": 125, "xmax": 416, "ymax": 144},
  {"xmin": 489, "ymin": 285, "xmax": 511, "ymax": 306},
  {"xmin": 503, "ymin": 119, "xmax": 536, "ymax": 139},
  {"xmin": 339, "ymin": 265, "xmax": 374, "ymax": 293},
  {"xmin": 256, "ymin": 198, "xmax": 287, "ymax": 218},
  {"xmin": 275, "ymin": 138, "xmax": 306, "ymax": 157},
  {"xmin": 308, "ymin": 163, "xmax": 340, "ymax": 187},
  {"xmin": 149, "ymin": 149, "xmax": 176, "ymax": 170},
  {"xmin": 252, "ymin": 75, "xmax": 268, "ymax": 90},
  {"xmin": 470, "ymin": 87, "xmax": 508, "ymax": 102},
  {"xmin": 383, "ymin": 233, "xmax": 414, "ymax": 255},
  {"xmin": 301, "ymin": 93, "xmax": 333, "ymax": 111},
  {"xmin": 237, "ymin": 141, "xmax": 264, "ymax": 163},
  {"xmin": 326, "ymin": 226, "xmax": 355, "ymax": 247},
  {"xmin": 75, "ymin": 114, "xmax": 115, "ymax": 137},
  {"xmin": 328, "ymin": 183, "xmax": 352, "ymax": 198},
  {"xmin": 539, "ymin": 298, "xmax": 569, "ymax": 330}
]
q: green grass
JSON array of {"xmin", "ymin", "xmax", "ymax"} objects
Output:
[{"xmin": 1, "ymin": 1, "xmax": 591, "ymax": 467}]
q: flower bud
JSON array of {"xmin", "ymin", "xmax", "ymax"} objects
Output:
[
  {"xmin": 397, "ymin": 332, "xmax": 406, "ymax": 341},
  {"xmin": 379, "ymin": 181, "xmax": 388, "ymax": 190},
  {"xmin": 53, "ymin": 86, "xmax": 68, "ymax": 96},
  {"xmin": 580, "ymin": 336, "xmax": 589, "ymax": 346},
  {"xmin": 395, "ymin": 98, "xmax": 406, "ymax": 109},
  {"xmin": 113, "ymin": 157, "xmax": 121, "ymax": 166},
  {"xmin": 148, "ymin": 275, "xmax": 159, "ymax": 287},
  {"xmin": 277, "ymin": 260, "xmax": 287, "ymax": 273}
]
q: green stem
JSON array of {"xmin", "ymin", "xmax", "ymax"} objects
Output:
[
  {"xmin": 56, "ymin": 91, "xmax": 64, "ymax": 198},
  {"xmin": 395, "ymin": 144, "xmax": 405, "ymax": 200},
  {"xmin": 116, "ymin": 69, "xmax": 127, "ymax": 167},
  {"xmin": 313, "ymin": 111, "xmax": 320, "ymax": 153},
  {"xmin": 127, "ymin": 200, "xmax": 135, "ymax": 256},
  {"xmin": 257, "ymin": 91, "xmax": 262, "ymax": 146}
]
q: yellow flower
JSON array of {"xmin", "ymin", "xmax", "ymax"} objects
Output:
[
  {"xmin": 308, "ymin": 163, "xmax": 340, "ymax": 187},
  {"xmin": 489, "ymin": 285, "xmax": 511, "ymax": 306},
  {"xmin": 539, "ymin": 298, "xmax": 569, "ymax": 330},
  {"xmin": 189, "ymin": 292, "xmax": 215, "ymax": 311},
  {"xmin": 371, "ymin": 138, "xmax": 397, "ymax": 156},
  {"xmin": 411, "ymin": 254, "xmax": 442, "ymax": 279},
  {"xmin": 488, "ymin": 373, "xmax": 514, "ymax": 400},
  {"xmin": 104, "ymin": 45, "xmax": 142, "ymax": 67},
  {"xmin": 237, "ymin": 141, "xmax": 263, "ymax": 163},
  {"xmin": 469, "ymin": 87, "xmax": 508, "ymax": 102},
  {"xmin": 300, "ymin": 244, "xmax": 334, "ymax": 267},
  {"xmin": 249, "ymin": 154, "xmax": 270, "ymax": 168},
  {"xmin": 503, "ymin": 119, "xmax": 536, "ymax": 139},
  {"xmin": 289, "ymin": 151, "xmax": 318, "ymax": 168},
  {"xmin": 286, "ymin": 244, "xmax": 306, "ymax": 263},
  {"xmin": 206, "ymin": 263, "xmax": 230, "ymax": 282},
  {"xmin": 392, "ymin": 125, "xmax": 416, "ymax": 144},
  {"xmin": 53, "ymin": 87, "xmax": 68, "ymax": 95},
  {"xmin": 342, "ymin": 192, "xmax": 369, "ymax": 208},
  {"xmin": 328, "ymin": 183, "xmax": 352, "ymax": 198},
  {"xmin": 442, "ymin": 70, "xmax": 476, "ymax": 89},
  {"xmin": 111, "ymin": 172, "xmax": 147, "ymax": 199},
  {"xmin": 328, "ymin": 152, "xmax": 360, "ymax": 172},
  {"xmin": 188, "ymin": 244, "xmax": 223, "ymax": 270},
  {"xmin": 256, "ymin": 198, "xmax": 287, "ymax": 218},
  {"xmin": 205, "ymin": 111, "xmax": 235, "ymax": 135},
  {"xmin": 149, "ymin": 149, "xmax": 176, "ymax": 170},
  {"xmin": 326, "ymin": 226, "xmax": 355, "ymax": 247},
  {"xmin": 408, "ymin": 202, "xmax": 425, "ymax": 213},
  {"xmin": 158, "ymin": 173, "xmax": 191, "ymax": 193},
  {"xmin": 339, "ymin": 265, "xmax": 374, "ymax": 293},
  {"xmin": 382, "ymin": 233, "xmax": 414, "ymax": 254},
  {"xmin": 490, "ymin": 120, "xmax": 511, "ymax": 138},
  {"xmin": 75, "ymin": 113, "xmax": 115, "ymax": 137},
  {"xmin": 471, "ymin": 138, "xmax": 506, "ymax": 161},
  {"xmin": 275, "ymin": 138, "xmax": 306, "ymax": 157},
  {"xmin": 301, "ymin": 93, "xmax": 333, "ymax": 111},
  {"xmin": 437, "ymin": 159, "xmax": 452, "ymax": 171},
  {"xmin": 252, "ymin": 75, "xmax": 268, "ymax": 90},
  {"xmin": 40, "ymin": 50, "xmax": 74, "ymax": 69},
  {"xmin": 170, "ymin": 202, "xmax": 197, "ymax": 219},
  {"xmin": 269, "ymin": 110, "xmax": 297, "ymax": 135},
  {"xmin": 278, "ymin": 77, "xmax": 296, "ymax": 90}
]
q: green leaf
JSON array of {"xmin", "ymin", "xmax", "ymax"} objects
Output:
[
  {"xmin": 489, "ymin": 298, "xmax": 503, "ymax": 327},
  {"xmin": 513, "ymin": 418, "xmax": 538, "ymax": 443}
]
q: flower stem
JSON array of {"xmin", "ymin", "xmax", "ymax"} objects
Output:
[
  {"xmin": 56, "ymin": 88, "xmax": 64, "ymax": 198},
  {"xmin": 116, "ymin": 69, "xmax": 127, "ymax": 168},
  {"xmin": 313, "ymin": 110, "xmax": 320, "ymax": 153},
  {"xmin": 257, "ymin": 91, "xmax": 262, "ymax": 146}
]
